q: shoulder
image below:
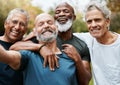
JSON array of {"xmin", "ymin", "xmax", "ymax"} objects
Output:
[
  {"xmin": 73, "ymin": 32, "xmax": 94, "ymax": 46},
  {"xmin": 72, "ymin": 34, "xmax": 88, "ymax": 47},
  {"xmin": 19, "ymin": 50, "xmax": 33, "ymax": 58},
  {"xmin": 73, "ymin": 32, "xmax": 92, "ymax": 39},
  {"xmin": 19, "ymin": 50, "xmax": 39, "ymax": 59}
]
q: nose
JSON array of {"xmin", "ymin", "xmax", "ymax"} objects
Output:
[
  {"xmin": 91, "ymin": 21, "xmax": 97, "ymax": 27},
  {"xmin": 59, "ymin": 11, "xmax": 65, "ymax": 16},
  {"xmin": 44, "ymin": 22, "xmax": 50, "ymax": 29},
  {"xmin": 15, "ymin": 23, "xmax": 20, "ymax": 30}
]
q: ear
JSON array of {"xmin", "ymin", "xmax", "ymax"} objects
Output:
[
  {"xmin": 4, "ymin": 21, "xmax": 8, "ymax": 30},
  {"xmin": 73, "ymin": 14, "xmax": 76, "ymax": 21},
  {"xmin": 106, "ymin": 18, "xmax": 110, "ymax": 28},
  {"xmin": 33, "ymin": 28, "xmax": 36, "ymax": 33}
]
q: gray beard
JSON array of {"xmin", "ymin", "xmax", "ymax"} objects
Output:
[
  {"xmin": 55, "ymin": 19, "xmax": 73, "ymax": 32},
  {"xmin": 36, "ymin": 30, "xmax": 58, "ymax": 43}
]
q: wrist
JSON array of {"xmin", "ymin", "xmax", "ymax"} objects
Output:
[{"xmin": 38, "ymin": 43, "xmax": 46, "ymax": 52}]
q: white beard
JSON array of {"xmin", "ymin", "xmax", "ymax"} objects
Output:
[
  {"xmin": 55, "ymin": 19, "xmax": 73, "ymax": 32},
  {"xmin": 36, "ymin": 29, "xmax": 58, "ymax": 43}
]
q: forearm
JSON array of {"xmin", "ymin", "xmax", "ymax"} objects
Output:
[
  {"xmin": 75, "ymin": 59, "xmax": 91, "ymax": 85},
  {"xmin": 10, "ymin": 41, "xmax": 42, "ymax": 51},
  {"xmin": 62, "ymin": 44, "xmax": 91, "ymax": 84}
]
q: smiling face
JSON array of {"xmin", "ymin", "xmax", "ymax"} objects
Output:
[
  {"xmin": 54, "ymin": 2, "xmax": 75, "ymax": 32},
  {"xmin": 4, "ymin": 13, "xmax": 28, "ymax": 43},
  {"xmin": 34, "ymin": 13, "xmax": 58, "ymax": 43},
  {"xmin": 85, "ymin": 9, "xmax": 110, "ymax": 39}
]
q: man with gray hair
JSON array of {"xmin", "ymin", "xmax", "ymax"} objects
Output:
[
  {"xmin": 0, "ymin": 8, "xmax": 29, "ymax": 85},
  {"xmin": 72, "ymin": 1, "xmax": 120, "ymax": 85}
]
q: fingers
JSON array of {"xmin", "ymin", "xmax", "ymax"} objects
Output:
[
  {"xmin": 43, "ymin": 54, "xmax": 59, "ymax": 71},
  {"xmin": 43, "ymin": 56, "xmax": 48, "ymax": 68},
  {"xmin": 55, "ymin": 55, "xmax": 59, "ymax": 68},
  {"xmin": 48, "ymin": 55, "xmax": 55, "ymax": 71},
  {"xmin": 23, "ymin": 31, "xmax": 35, "ymax": 41}
]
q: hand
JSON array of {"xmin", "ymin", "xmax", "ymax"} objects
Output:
[
  {"xmin": 62, "ymin": 44, "xmax": 81, "ymax": 63},
  {"xmin": 40, "ymin": 46, "xmax": 59, "ymax": 71},
  {"xmin": 23, "ymin": 31, "xmax": 35, "ymax": 41}
]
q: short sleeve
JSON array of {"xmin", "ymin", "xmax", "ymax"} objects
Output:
[{"xmin": 18, "ymin": 50, "xmax": 29, "ymax": 71}]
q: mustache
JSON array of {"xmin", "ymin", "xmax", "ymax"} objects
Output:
[{"xmin": 41, "ymin": 28, "xmax": 55, "ymax": 34}]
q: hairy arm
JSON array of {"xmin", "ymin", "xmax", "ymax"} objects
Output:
[
  {"xmin": 62, "ymin": 44, "xmax": 91, "ymax": 85},
  {"xmin": 10, "ymin": 41, "xmax": 41, "ymax": 51},
  {"xmin": 0, "ymin": 45, "xmax": 21, "ymax": 70}
]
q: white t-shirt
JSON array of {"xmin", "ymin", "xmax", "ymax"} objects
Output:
[{"xmin": 74, "ymin": 32, "xmax": 120, "ymax": 85}]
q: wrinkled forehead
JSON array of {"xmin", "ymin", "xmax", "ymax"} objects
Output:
[{"xmin": 35, "ymin": 13, "xmax": 54, "ymax": 23}]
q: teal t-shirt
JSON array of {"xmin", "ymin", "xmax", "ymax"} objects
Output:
[{"xmin": 20, "ymin": 50, "xmax": 78, "ymax": 85}]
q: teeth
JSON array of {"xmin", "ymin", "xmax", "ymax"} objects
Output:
[
  {"xmin": 12, "ymin": 31, "xmax": 18, "ymax": 34},
  {"xmin": 91, "ymin": 28, "xmax": 100, "ymax": 32},
  {"xmin": 11, "ymin": 30, "xmax": 19, "ymax": 36}
]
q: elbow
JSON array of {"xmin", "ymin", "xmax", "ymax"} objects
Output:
[
  {"xmin": 79, "ymin": 74, "xmax": 92, "ymax": 85},
  {"xmin": 79, "ymin": 79, "xmax": 91, "ymax": 85}
]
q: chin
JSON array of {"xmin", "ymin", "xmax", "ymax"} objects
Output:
[
  {"xmin": 93, "ymin": 34, "xmax": 102, "ymax": 39},
  {"xmin": 90, "ymin": 33, "xmax": 99, "ymax": 38}
]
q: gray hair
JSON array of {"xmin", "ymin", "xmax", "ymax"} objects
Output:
[
  {"xmin": 6, "ymin": 8, "xmax": 29, "ymax": 24},
  {"xmin": 84, "ymin": 1, "xmax": 111, "ymax": 19}
]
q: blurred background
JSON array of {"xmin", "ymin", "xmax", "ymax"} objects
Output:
[{"xmin": 0, "ymin": 0, "xmax": 120, "ymax": 85}]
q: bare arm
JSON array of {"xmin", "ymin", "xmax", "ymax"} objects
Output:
[
  {"xmin": 23, "ymin": 31, "xmax": 35, "ymax": 41},
  {"xmin": 10, "ymin": 41, "xmax": 40, "ymax": 51},
  {"xmin": 62, "ymin": 44, "xmax": 91, "ymax": 85},
  {"xmin": 0, "ymin": 45, "xmax": 21, "ymax": 70}
]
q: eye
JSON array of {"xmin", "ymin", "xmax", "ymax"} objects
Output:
[
  {"xmin": 86, "ymin": 20, "xmax": 92, "ymax": 24},
  {"xmin": 20, "ymin": 22, "xmax": 26, "ymax": 27},
  {"xmin": 38, "ymin": 22, "xmax": 44, "ymax": 26},
  {"xmin": 55, "ymin": 10, "xmax": 60, "ymax": 14},
  {"xmin": 12, "ymin": 20, "xmax": 18, "ymax": 24},
  {"xmin": 47, "ymin": 20, "xmax": 53, "ymax": 25},
  {"xmin": 94, "ymin": 18, "xmax": 101, "ymax": 22},
  {"xmin": 64, "ymin": 9, "xmax": 69, "ymax": 13}
]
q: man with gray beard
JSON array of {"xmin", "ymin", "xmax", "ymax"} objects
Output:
[{"xmin": 10, "ymin": 2, "xmax": 91, "ymax": 85}]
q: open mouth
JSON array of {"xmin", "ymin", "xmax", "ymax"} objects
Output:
[
  {"xmin": 42, "ymin": 30, "xmax": 53, "ymax": 34},
  {"xmin": 91, "ymin": 27, "xmax": 101, "ymax": 33},
  {"xmin": 57, "ymin": 17, "xmax": 67, "ymax": 24},
  {"xmin": 11, "ymin": 30, "xmax": 19, "ymax": 37}
]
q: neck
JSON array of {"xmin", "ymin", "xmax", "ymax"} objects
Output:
[
  {"xmin": 39, "ymin": 40, "xmax": 61, "ymax": 54},
  {"xmin": 0, "ymin": 35, "xmax": 15, "ymax": 43},
  {"xmin": 58, "ymin": 28, "xmax": 72, "ymax": 41},
  {"xmin": 96, "ymin": 31, "xmax": 118, "ymax": 45}
]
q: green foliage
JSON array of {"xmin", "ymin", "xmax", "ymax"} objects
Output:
[
  {"xmin": 110, "ymin": 13, "xmax": 120, "ymax": 33},
  {"xmin": 106, "ymin": 0, "xmax": 120, "ymax": 33},
  {"xmin": 72, "ymin": 13, "xmax": 88, "ymax": 32},
  {"xmin": 0, "ymin": 0, "xmax": 16, "ymax": 35},
  {"xmin": 89, "ymin": 79, "xmax": 93, "ymax": 85},
  {"xmin": 107, "ymin": 0, "xmax": 120, "ymax": 12}
]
